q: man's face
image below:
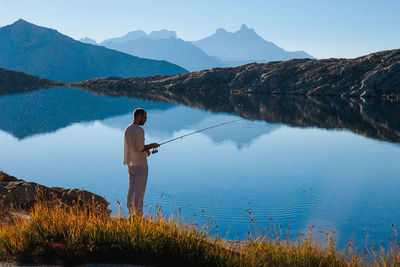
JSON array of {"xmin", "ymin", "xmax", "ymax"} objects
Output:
[{"xmin": 139, "ymin": 112, "xmax": 147, "ymax": 125}]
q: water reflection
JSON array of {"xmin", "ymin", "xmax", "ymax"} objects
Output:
[
  {"xmin": 0, "ymin": 87, "xmax": 173, "ymax": 139},
  {"xmin": 102, "ymin": 108, "xmax": 279, "ymax": 148},
  {"xmin": 115, "ymin": 89, "xmax": 400, "ymax": 144},
  {"xmin": 1, "ymin": 87, "xmax": 399, "ymax": 144}
]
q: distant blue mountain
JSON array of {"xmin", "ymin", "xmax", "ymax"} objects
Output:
[
  {"xmin": 147, "ymin": 30, "xmax": 177, "ymax": 40},
  {"xmin": 79, "ymin": 37, "xmax": 98, "ymax": 45},
  {"xmin": 88, "ymin": 24, "xmax": 314, "ymax": 72},
  {"xmin": 192, "ymin": 24, "xmax": 314, "ymax": 64},
  {"xmin": 102, "ymin": 29, "xmax": 177, "ymax": 44},
  {"xmin": 99, "ymin": 30, "xmax": 223, "ymax": 71},
  {"xmin": 0, "ymin": 19, "xmax": 187, "ymax": 82}
]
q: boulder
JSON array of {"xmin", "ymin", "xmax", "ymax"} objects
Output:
[{"xmin": 0, "ymin": 171, "xmax": 110, "ymax": 212}]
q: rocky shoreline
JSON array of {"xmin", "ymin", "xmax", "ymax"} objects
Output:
[
  {"xmin": 74, "ymin": 49, "xmax": 400, "ymax": 99},
  {"xmin": 0, "ymin": 171, "xmax": 109, "ymax": 212}
]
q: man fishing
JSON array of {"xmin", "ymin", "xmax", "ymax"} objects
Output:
[{"xmin": 123, "ymin": 108, "xmax": 159, "ymax": 217}]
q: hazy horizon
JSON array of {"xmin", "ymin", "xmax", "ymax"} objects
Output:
[{"xmin": 1, "ymin": 0, "xmax": 400, "ymax": 59}]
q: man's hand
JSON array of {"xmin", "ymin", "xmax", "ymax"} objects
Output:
[
  {"xmin": 143, "ymin": 143, "xmax": 160, "ymax": 151},
  {"xmin": 149, "ymin": 143, "xmax": 160, "ymax": 149},
  {"xmin": 145, "ymin": 150, "xmax": 151, "ymax": 157}
]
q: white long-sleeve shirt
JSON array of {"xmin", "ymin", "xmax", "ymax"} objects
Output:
[{"xmin": 123, "ymin": 123, "xmax": 147, "ymax": 167}]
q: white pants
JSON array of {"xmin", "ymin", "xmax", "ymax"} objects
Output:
[{"xmin": 127, "ymin": 164, "xmax": 148, "ymax": 216}]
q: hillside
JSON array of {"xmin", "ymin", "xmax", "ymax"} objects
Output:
[
  {"xmin": 74, "ymin": 49, "xmax": 400, "ymax": 99},
  {"xmin": 0, "ymin": 67, "xmax": 60, "ymax": 95},
  {"xmin": 0, "ymin": 19, "xmax": 187, "ymax": 82}
]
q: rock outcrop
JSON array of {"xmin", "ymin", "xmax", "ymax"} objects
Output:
[
  {"xmin": 0, "ymin": 67, "xmax": 61, "ymax": 95},
  {"xmin": 74, "ymin": 49, "xmax": 400, "ymax": 99},
  {"xmin": 0, "ymin": 171, "xmax": 109, "ymax": 212}
]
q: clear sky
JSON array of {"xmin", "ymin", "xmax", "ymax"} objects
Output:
[{"xmin": 1, "ymin": 0, "xmax": 399, "ymax": 59}]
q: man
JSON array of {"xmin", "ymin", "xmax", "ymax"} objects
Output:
[{"xmin": 123, "ymin": 108, "xmax": 159, "ymax": 217}]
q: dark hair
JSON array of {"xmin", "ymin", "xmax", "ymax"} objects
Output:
[{"xmin": 133, "ymin": 108, "xmax": 146, "ymax": 119}]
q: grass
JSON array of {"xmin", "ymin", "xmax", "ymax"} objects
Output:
[{"xmin": 0, "ymin": 201, "xmax": 399, "ymax": 266}]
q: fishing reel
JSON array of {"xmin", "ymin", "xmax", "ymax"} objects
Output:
[{"xmin": 151, "ymin": 148, "xmax": 159, "ymax": 154}]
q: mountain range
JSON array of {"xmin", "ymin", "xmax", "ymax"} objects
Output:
[
  {"xmin": 0, "ymin": 19, "xmax": 187, "ymax": 82},
  {"xmin": 0, "ymin": 19, "xmax": 314, "ymax": 81},
  {"xmin": 193, "ymin": 25, "xmax": 313, "ymax": 64},
  {"xmin": 102, "ymin": 29, "xmax": 178, "ymax": 43},
  {"xmin": 99, "ymin": 33, "xmax": 224, "ymax": 72},
  {"xmin": 80, "ymin": 24, "xmax": 313, "ymax": 71}
]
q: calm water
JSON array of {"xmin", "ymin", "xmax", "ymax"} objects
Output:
[{"xmin": 1, "ymin": 87, "xmax": 400, "ymax": 248}]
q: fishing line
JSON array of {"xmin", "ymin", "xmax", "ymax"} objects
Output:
[{"xmin": 151, "ymin": 119, "xmax": 242, "ymax": 153}]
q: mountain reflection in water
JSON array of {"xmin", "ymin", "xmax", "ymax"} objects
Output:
[{"xmin": 1, "ymin": 87, "xmax": 399, "ymax": 144}]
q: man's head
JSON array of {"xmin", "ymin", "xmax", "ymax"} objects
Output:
[{"xmin": 133, "ymin": 108, "xmax": 147, "ymax": 125}]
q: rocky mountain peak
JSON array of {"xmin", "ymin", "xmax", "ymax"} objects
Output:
[
  {"xmin": 8, "ymin": 19, "xmax": 37, "ymax": 30},
  {"xmin": 239, "ymin": 24, "xmax": 251, "ymax": 31},
  {"xmin": 148, "ymin": 29, "xmax": 177, "ymax": 39},
  {"xmin": 79, "ymin": 37, "xmax": 98, "ymax": 45},
  {"xmin": 216, "ymin": 28, "xmax": 227, "ymax": 34},
  {"xmin": 123, "ymin": 30, "xmax": 147, "ymax": 41},
  {"xmin": 13, "ymin": 18, "xmax": 30, "ymax": 25},
  {"xmin": 4, "ymin": 19, "xmax": 59, "ymax": 36},
  {"xmin": 237, "ymin": 24, "xmax": 258, "ymax": 37}
]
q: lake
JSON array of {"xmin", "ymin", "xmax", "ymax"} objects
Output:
[{"xmin": 1, "ymin": 87, "xmax": 400, "ymax": 248}]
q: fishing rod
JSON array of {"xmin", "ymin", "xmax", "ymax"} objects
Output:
[{"xmin": 151, "ymin": 119, "xmax": 242, "ymax": 154}]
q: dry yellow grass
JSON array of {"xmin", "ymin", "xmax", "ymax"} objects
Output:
[{"xmin": 0, "ymin": 201, "xmax": 399, "ymax": 266}]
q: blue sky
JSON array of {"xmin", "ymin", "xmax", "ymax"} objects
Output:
[{"xmin": 0, "ymin": 0, "xmax": 399, "ymax": 59}]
